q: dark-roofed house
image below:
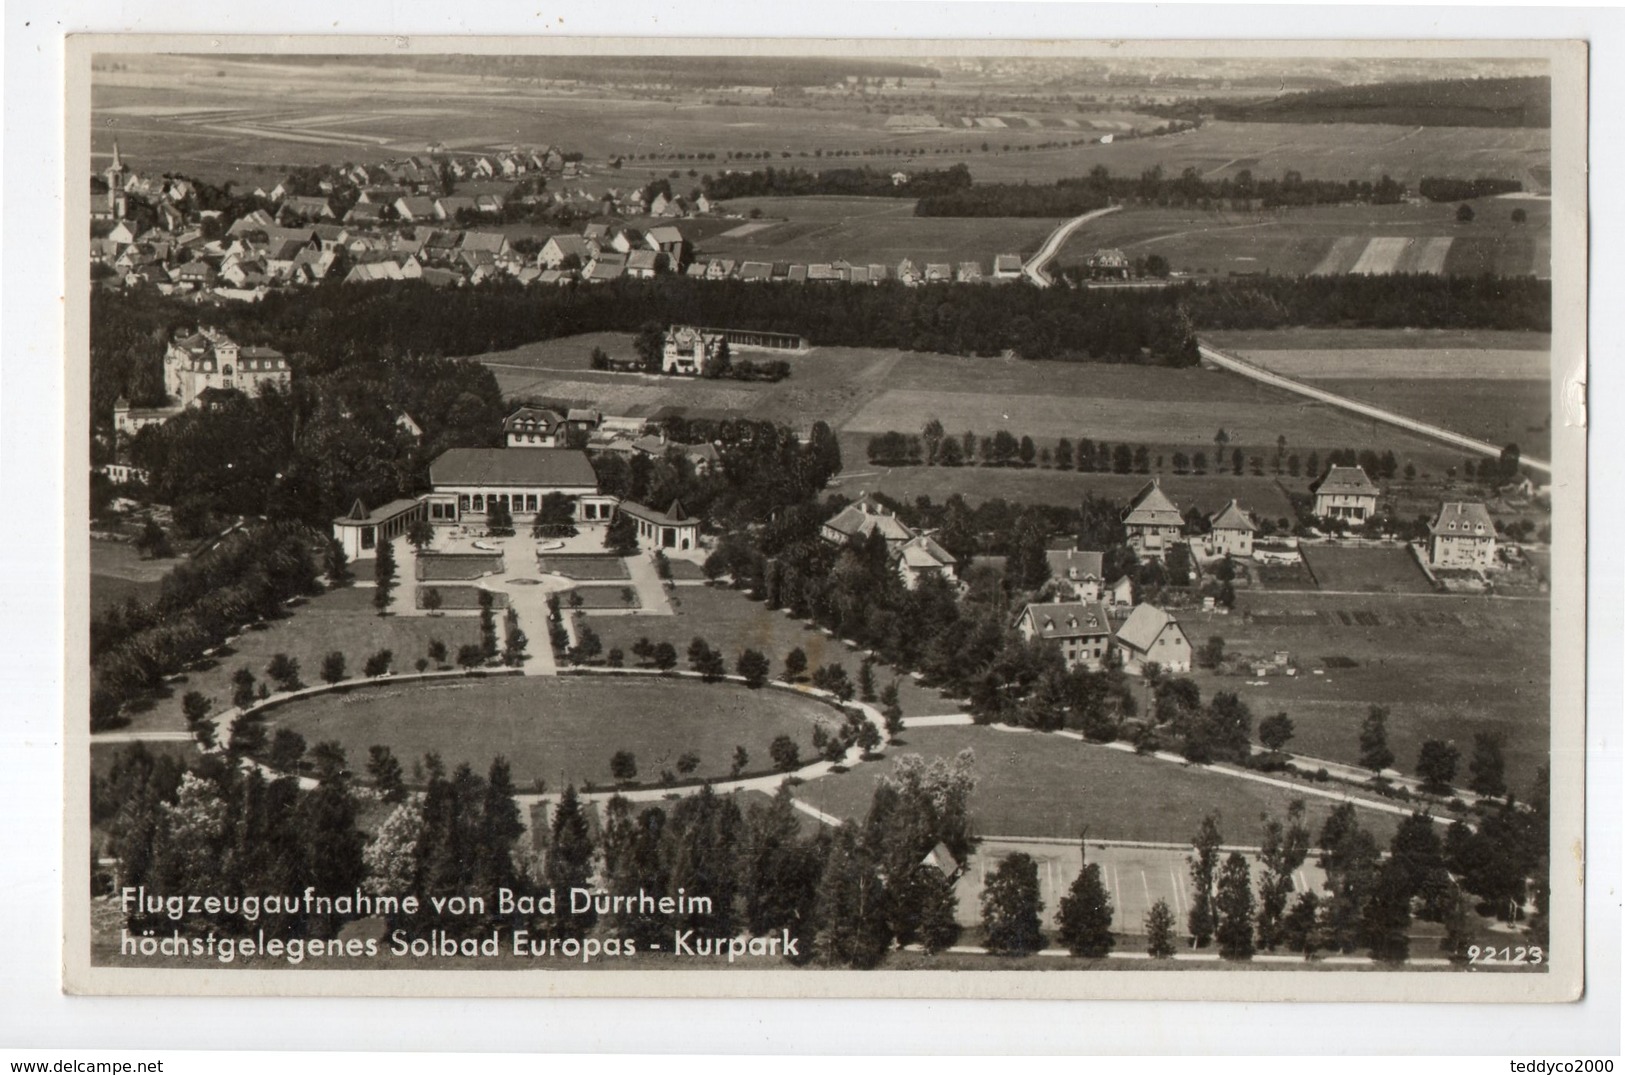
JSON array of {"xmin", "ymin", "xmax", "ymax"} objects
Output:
[
  {"xmin": 1045, "ymin": 548, "xmax": 1105, "ymax": 601},
  {"xmin": 1429, "ymin": 501, "xmax": 1498, "ymax": 570},
  {"xmin": 895, "ymin": 532, "xmax": 958, "ymax": 590},
  {"xmin": 503, "ymin": 406, "xmax": 566, "ymax": 448},
  {"xmin": 820, "ymin": 494, "xmax": 915, "ymax": 550},
  {"xmin": 425, "ymin": 448, "xmax": 617, "ymax": 528},
  {"xmin": 1122, "ymin": 479, "xmax": 1185, "ymax": 561},
  {"xmin": 1017, "ymin": 600, "xmax": 1115, "ymax": 671},
  {"xmin": 1311, "ymin": 465, "xmax": 1380, "ymax": 523},
  {"xmin": 621, "ymin": 499, "xmax": 701, "ymax": 551},
  {"xmin": 1205, "ymin": 499, "xmax": 1258, "ymax": 558},
  {"xmin": 331, "ymin": 497, "xmax": 429, "ymax": 561},
  {"xmin": 1115, "ymin": 604, "xmax": 1192, "ymax": 675}
]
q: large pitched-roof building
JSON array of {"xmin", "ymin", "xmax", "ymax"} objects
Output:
[
  {"xmin": 1115, "ymin": 604, "xmax": 1192, "ymax": 675},
  {"xmin": 1016, "ymin": 600, "xmax": 1115, "ymax": 671},
  {"xmin": 1122, "ymin": 479, "xmax": 1185, "ymax": 561},
  {"xmin": 820, "ymin": 495, "xmax": 915, "ymax": 549},
  {"xmin": 1428, "ymin": 501, "xmax": 1498, "ymax": 570},
  {"xmin": 163, "ymin": 327, "xmax": 289, "ymax": 409},
  {"xmin": 424, "ymin": 448, "xmax": 616, "ymax": 527},
  {"xmin": 1204, "ymin": 499, "xmax": 1258, "ymax": 558},
  {"xmin": 1045, "ymin": 548, "xmax": 1105, "ymax": 602},
  {"xmin": 1312, "ymin": 465, "xmax": 1381, "ymax": 523}
]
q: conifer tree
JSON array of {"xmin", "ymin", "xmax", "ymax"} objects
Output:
[
  {"xmin": 546, "ymin": 786, "xmax": 598, "ymax": 933},
  {"xmin": 1187, "ymin": 812, "xmax": 1223, "ymax": 947},
  {"xmin": 373, "ymin": 536, "xmax": 396, "ymax": 616},
  {"xmin": 811, "ymin": 824, "xmax": 892, "ymax": 968},
  {"xmin": 1056, "ymin": 851, "xmax": 1115, "ymax": 958},
  {"xmin": 1145, "ymin": 898, "xmax": 1177, "ymax": 958},
  {"xmin": 1215, "ymin": 851, "xmax": 1256, "ymax": 960},
  {"xmin": 980, "ymin": 851, "xmax": 1045, "ymax": 956}
]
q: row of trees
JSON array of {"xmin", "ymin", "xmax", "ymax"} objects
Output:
[
  {"xmin": 91, "ymin": 523, "xmax": 324, "ymax": 730},
  {"xmin": 97, "ymin": 731, "xmax": 980, "ymax": 966},
  {"xmin": 915, "ymin": 165, "xmax": 1414, "ymax": 217},
  {"xmin": 702, "ymin": 163, "xmax": 974, "ymax": 201}
]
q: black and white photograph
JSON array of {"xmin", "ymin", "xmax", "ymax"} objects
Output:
[{"xmin": 59, "ymin": 33, "xmax": 1589, "ymax": 1004}]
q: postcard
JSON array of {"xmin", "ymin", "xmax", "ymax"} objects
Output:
[{"xmin": 64, "ymin": 34, "xmax": 1586, "ymax": 1001}]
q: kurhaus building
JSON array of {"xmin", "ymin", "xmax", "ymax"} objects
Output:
[{"xmin": 423, "ymin": 447, "xmax": 618, "ymax": 526}]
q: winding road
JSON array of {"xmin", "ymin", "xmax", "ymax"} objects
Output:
[
  {"xmin": 1022, "ymin": 205, "xmax": 1121, "ymax": 287},
  {"xmin": 1196, "ymin": 341, "xmax": 1552, "ymax": 474}
]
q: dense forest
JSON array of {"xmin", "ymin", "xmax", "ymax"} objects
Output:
[
  {"xmin": 93, "ymin": 272, "xmax": 1549, "ymax": 423},
  {"xmin": 915, "ymin": 165, "xmax": 1410, "ymax": 216},
  {"xmin": 1149, "ymin": 76, "xmax": 1551, "ymax": 128},
  {"xmin": 703, "ymin": 164, "xmax": 973, "ymax": 201},
  {"xmin": 1418, "ymin": 177, "xmax": 1526, "ymax": 202}
]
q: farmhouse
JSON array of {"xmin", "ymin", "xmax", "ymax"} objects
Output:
[
  {"xmin": 1122, "ymin": 479, "xmax": 1185, "ymax": 561},
  {"xmin": 894, "ymin": 532, "xmax": 958, "ymax": 590},
  {"xmin": 1312, "ymin": 465, "xmax": 1381, "ymax": 523},
  {"xmin": 504, "ymin": 406, "xmax": 567, "ymax": 448},
  {"xmin": 1428, "ymin": 501, "xmax": 1498, "ymax": 570},
  {"xmin": 424, "ymin": 448, "xmax": 617, "ymax": 528},
  {"xmin": 163, "ymin": 328, "xmax": 290, "ymax": 409},
  {"xmin": 331, "ymin": 497, "xmax": 429, "ymax": 562},
  {"xmin": 621, "ymin": 499, "xmax": 701, "ymax": 552},
  {"xmin": 662, "ymin": 326, "xmax": 727, "ymax": 376},
  {"xmin": 1204, "ymin": 499, "xmax": 1258, "ymax": 558},
  {"xmin": 1115, "ymin": 604, "xmax": 1192, "ymax": 675},
  {"xmin": 1016, "ymin": 600, "xmax": 1114, "ymax": 672},
  {"xmin": 539, "ymin": 234, "xmax": 594, "ymax": 269},
  {"xmin": 1045, "ymin": 548, "xmax": 1105, "ymax": 602},
  {"xmin": 820, "ymin": 495, "xmax": 915, "ymax": 550}
]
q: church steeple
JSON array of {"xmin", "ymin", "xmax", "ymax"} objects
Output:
[
  {"xmin": 103, "ymin": 142, "xmax": 128, "ymax": 220},
  {"xmin": 110, "ymin": 141, "xmax": 123, "ymax": 172}
]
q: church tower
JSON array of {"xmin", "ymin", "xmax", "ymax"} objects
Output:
[{"xmin": 103, "ymin": 142, "xmax": 128, "ymax": 219}]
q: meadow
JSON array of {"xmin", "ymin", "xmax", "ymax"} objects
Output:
[
  {"xmin": 90, "ymin": 539, "xmax": 179, "ymax": 614},
  {"xmin": 795, "ymin": 723, "xmax": 1404, "ymax": 845},
  {"xmin": 1052, "ymin": 199, "xmax": 1551, "ymax": 279},
  {"xmin": 695, "ymin": 197, "xmax": 1062, "ymax": 266},
  {"xmin": 94, "ymin": 57, "xmax": 1549, "ymax": 196},
  {"xmin": 478, "ymin": 336, "xmax": 1491, "ymax": 492},
  {"xmin": 1188, "ymin": 589, "xmax": 1550, "ymax": 791}
]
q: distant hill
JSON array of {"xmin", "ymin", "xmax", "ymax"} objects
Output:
[
  {"xmin": 250, "ymin": 54, "xmax": 941, "ymax": 88},
  {"xmin": 1202, "ymin": 76, "xmax": 1550, "ymax": 128}
]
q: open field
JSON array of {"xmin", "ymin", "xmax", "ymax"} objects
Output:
[
  {"xmin": 1299, "ymin": 544, "xmax": 1435, "ymax": 594},
  {"xmin": 95, "ymin": 55, "xmax": 1548, "ymax": 196},
  {"xmin": 1053, "ymin": 200, "xmax": 1550, "ymax": 279},
  {"xmin": 579, "ymin": 585, "xmax": 953, "ymax": 719},
  {"xmin": 1297, "ymin": 379, "xmax": 1551, "ymax": 460},
  {"xmin": 1227, "ymin": 348, "xmax": 1548, "ymax": 380},
  {"xmin": 695, "ymin": 197, "xmax": 1061, "ymax": 266},
  {"xmin": 1185, "ymin": 590, "xmax": 1549, "ymax": 790},
  {"xmin": 267, "ymin": 674, "xmax": 833, "ymax": 789},
  {"xmin": 1205, "ymin": 328, "xmax": 1552, "ymax": 354},
  {"xmin": 481, "ymin": 337, "xmax": 1493, "ymax": 489},
  {"xmin": 795, "ymin": 723, "xmax": 1403, "ymax": 845},
  {"xmin": 93, "ymin": 585, "xmax": 482, "ymax": 736}
]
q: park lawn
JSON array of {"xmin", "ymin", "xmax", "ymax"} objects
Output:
[
  {"xmin": 1299, "ymin": 544, "xmax": 1434, "ymax": 594},
  {"xmin": 541, "ymin": 555, "xmax": 631, "ymax": 580},
  {"xmin": 834, "ymin": 462, "xmax": 1302, "ymax": 521},
  {"xmin": 266, "ymin": 674, "xmax": 836, "ymax": 791},
  {"xmin": 579, "ymin": 584, "xmax": 954, "ymax": 718},
  {"xmin": 415, "ymin": 585, "xmax": 509, "ymax": 610},
  {"xmin": 795, "ymin": 724, "xmax": 1402, "ymax": 845},
  {"xmin": 1192, "ymin": 590, "xmax": 1550, "ymax": 792},
  {"xmin": 99, "ymin": 585, "xmax": 482, "ymax": 736},
  {"xmin": 569, "ymin": 584, "xmax": 642, "ymax": 609}
]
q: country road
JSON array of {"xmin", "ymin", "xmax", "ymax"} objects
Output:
[
  {"xmin": 1196, "ymin": 341, "xmax": 1552, "ymax": 474},
  {"xmin": 1022, "ymin": 205, "xmax": 1122, "ymax": 287}
]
